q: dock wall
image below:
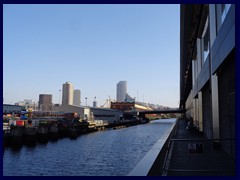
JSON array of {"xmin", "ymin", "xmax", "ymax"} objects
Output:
[{"xmin": 128, "ymin": 119, "xmax": 177, "ymax": 176}]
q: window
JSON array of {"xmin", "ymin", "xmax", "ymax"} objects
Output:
[
  {"xmin": 201, "ymin": 16, "xmax": 210, "ymax": 62},
  {"xmin": 221, "ymin": 4, "xmax": 231, "ymax": 23}
]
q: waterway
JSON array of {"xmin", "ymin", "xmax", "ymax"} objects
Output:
[{"xmin": 3, "ymin": 119, "xmax": 176, "ymax": 176}]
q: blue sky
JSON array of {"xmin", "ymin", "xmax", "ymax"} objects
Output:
[{"xmin": 3, "ymin": 4, "xmax": 180, "ymax": 107}]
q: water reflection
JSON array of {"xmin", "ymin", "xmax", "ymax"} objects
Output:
[{"xmin": 3, "ymin": 119, "xmax": 176, "ymax": 176}]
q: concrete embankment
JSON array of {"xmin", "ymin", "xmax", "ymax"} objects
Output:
[
  {"xmin": 128, "ymin": 119, "xmax": 177, "ymax": 176},
  {"xmin": 3, "ymin": 119, "xmax": 149, "ymax": 147}
]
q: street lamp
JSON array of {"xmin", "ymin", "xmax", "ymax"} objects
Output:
[{"xmin": 85, "ymin": 97, "xmax": 87, "ymax": 106}]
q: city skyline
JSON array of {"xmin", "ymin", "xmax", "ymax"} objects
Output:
[
  {"xmin": 3, "ymin": 4, "xmax": 180, "ymax": 107},
  {"xmin": 3, "ymin": 4, "xmax": 236, "ymax": 176}
]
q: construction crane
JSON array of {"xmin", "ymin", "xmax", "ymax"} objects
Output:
[{"xmin": 100, "ymin": 96, "xmax": 112, "ymax": 108}]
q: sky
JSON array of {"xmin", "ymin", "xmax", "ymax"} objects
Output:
[{"xmin": 3, "ymin": 4, "xmax": 180, "ymax": 108}]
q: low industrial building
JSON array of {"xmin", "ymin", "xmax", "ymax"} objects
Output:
[
  {"xmin": 57, "ymin": 105, "xmax": 122, "ymax": 123},
  {"xmin": 111, "ymin": 102, "xmax": 153, "ymax": 111},
  {"xmin": 3, "ymin": 104, "xmax": 24, "ymax": 114},
  {"xmin": 110, "ymin": 102, "xmax": 156, "ymax": 119}
]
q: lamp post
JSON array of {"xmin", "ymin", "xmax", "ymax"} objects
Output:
[
  {"xmin": 85, "ymin": 97, "xmax": 87, "ymax": 106},
  {"xmin": 93, "ymin": 96, "xmax": 97, "ymax": 107}
]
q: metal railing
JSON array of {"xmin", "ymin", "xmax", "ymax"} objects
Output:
[{"xmin": 162, "ymin": 138, "xmax": 235, "ymax": 176}]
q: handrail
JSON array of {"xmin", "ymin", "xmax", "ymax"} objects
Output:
[
  {"xmin": 167, "ymin": 169, "xmax": 235, "ymax": 172},
  {"xmin": 162, "ymin": 138, "xmax": 235, "ymax": 176},
  {"xmin": 170, "ymin": 138, "xmax": 235, "ymax": 142}
]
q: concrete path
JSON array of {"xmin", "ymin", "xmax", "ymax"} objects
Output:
[{"xmin": 163, "ymin": 119, "xmax": 235, "ymax": 176}]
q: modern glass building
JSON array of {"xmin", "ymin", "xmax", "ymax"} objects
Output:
[{"xmin": 180, "ymin": 4, "xmax": 235, "ymax": 159}]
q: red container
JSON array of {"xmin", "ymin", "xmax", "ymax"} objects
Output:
[{"xmin": 16, "ymin": 120, "xmax": 25, "ymax": 126}]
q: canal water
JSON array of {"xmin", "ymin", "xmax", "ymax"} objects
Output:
[{"xmin": 3, "ymin": 119, "xmax": 176, "ymax": 176}]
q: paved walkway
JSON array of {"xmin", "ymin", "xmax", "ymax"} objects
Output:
[{"xmin": 163, "ymin": 119, "xmax": 235, "ymax": 176}]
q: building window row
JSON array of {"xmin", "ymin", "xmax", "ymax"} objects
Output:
[{"xmin": 193, "ymin": 4, "xmax": 232, "ymax": 82}]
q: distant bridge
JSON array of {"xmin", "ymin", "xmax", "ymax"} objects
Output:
[{"xmin": 138, "ymin": 108, "xmax": 186, "ymax": 118}]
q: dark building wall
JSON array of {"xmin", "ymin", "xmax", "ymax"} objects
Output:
[
  {"xmin": 218, "ymin": 50, "xmax": 235, "ymax": 159},
  {"xmin": 202, "ymin": 82, "xmax": 212, "ymax": 139},
  {"xmin": 180, "ymin": 4, "xmax": 235, "ymax": 159},
  {"xmin": 39, "ymin": 94, "xmax": 53, "ymax": 111}
]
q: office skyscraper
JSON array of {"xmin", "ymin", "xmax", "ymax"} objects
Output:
[
  {"xmin": 62, "ymin": 81, "xmax": 74, "ymax": 105},
  {"xmin": 116, "ymin": 81, "xmax": 127, "ymax": 102},
  {"xmin": 39, "ymin": 94, "xmax": 53, "ymax": 111},
  {"xmin": 73, "ymin": 89, "xmax": 81, "ymax": 106}
]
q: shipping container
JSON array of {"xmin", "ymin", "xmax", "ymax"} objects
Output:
[{"xmin": 16, "ymin": 120, "xmax": 25, "ymax": 126}]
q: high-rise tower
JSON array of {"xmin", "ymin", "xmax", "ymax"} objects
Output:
[
  {"xmin": 73, "ymin": 89, "xmax": 81, "ymax": 106},
  {"xmin": 62, "ymin": 81, "xmax": 74, "ymax": 105},
  {"xmin": 39, "ymin": 94, "xmax": 53, "ymax": 111},
  {"xmin": 116, "ymin": 81, "xmax": 127, "ymax": 102}
]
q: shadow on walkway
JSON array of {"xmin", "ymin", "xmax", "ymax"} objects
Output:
[{"xmin": 163, "ymin": 118, "xmax": 235, "ymax": 176}]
